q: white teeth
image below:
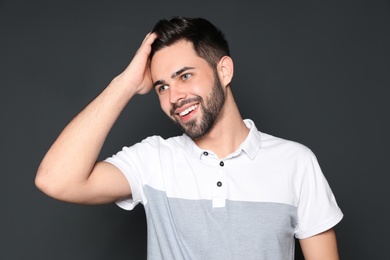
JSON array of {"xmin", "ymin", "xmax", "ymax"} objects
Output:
[{"xmin": 179, "ymin": 105, "xmax": 198, "ymax": 116}]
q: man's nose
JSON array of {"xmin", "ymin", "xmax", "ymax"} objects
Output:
[{"xmin": 169, "ymin": 85, "xmax": 186, "ymax": 104}]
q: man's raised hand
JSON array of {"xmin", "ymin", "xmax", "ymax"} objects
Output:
[{"xmin": 113, "ymin": 32, "xmax": 158, "ymax": 96}]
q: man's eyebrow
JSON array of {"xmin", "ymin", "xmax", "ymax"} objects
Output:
[
  {"xmin": 171, "ymin": 66, "xmax": 195, "ymax": 79},
  {"xmin": 153, "ymin": 67, "xmax": 195, "ymax": 88},
  {"xmin": 153, "ymin": 80, "xmax": 166, "ymax": 88}
]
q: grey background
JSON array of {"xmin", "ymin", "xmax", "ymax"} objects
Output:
[{"xmin": 1, "ymin": 0, "xmax": 389, "ymax": 259}]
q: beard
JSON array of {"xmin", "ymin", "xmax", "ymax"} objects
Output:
[{"xmin": 170, "ymin": 72, "xmax": 226, "ymax": 139}]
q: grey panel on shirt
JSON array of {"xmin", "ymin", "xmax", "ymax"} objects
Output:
[{"xmin": 143, "ymin": 185, "xmax": 298, "ymax": 260}]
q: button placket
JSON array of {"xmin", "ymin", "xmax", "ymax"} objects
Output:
[{"xmin": 212, "ymin": 160, "xmax": 227, "ymax": 208}]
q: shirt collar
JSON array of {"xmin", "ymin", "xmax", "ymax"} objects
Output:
[
  {"xmin": 182, "ymin": 119, "xmax": 262, "ymax": 160},
  {"xmin": 239, "ymin": 119, "xmax": 262, "ymax": 160}
]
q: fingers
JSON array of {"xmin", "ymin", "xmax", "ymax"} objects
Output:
[
  {"xmin": 118, "ymin": 32, "xmax": 158, "ymax": 94},
  {"xmin": 135, "ymin": 32, "xmax": 158, "ymax": 58},
  {"xmin": 142, "ymin": 32, "xmax": 158, "ymax": 45}
]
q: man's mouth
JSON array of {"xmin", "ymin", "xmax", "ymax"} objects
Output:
[{"xmin": 179, "ymin": 104, "xmax": 198, "ymax": 117}]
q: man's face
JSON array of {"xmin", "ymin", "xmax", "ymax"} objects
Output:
[{"xmin": 150, "ymin": 41, "xmax": 225, "ymax": 138}]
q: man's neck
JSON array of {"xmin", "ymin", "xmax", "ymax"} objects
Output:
[{"xmin": 194, "ymin": 91, "xmax": 249, "ymax": 159}]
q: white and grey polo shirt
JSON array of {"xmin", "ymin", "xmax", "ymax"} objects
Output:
[{"xmin": 105, "ymin": 119, "xmax": 343, "ymax": 260}]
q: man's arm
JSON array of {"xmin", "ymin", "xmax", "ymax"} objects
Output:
[
  {"xmin": 35, "ymin": 33, "xmax": 158, "ymax": 204},
  {"xmin": 299, "ymin": 228, "xmax": 340, "ymax": 260}
]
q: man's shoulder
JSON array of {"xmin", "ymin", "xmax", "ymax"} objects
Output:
[
  {"xmin": 259, "ymin": 131, "xmax": 312, "ymax": 155},
  {"xmin": 138, "ymin": 134, "xmax": 187, "ymax": 149},
  {"xmin": 244, "ymin": 119, "xmax": 313, "ymax": 157}
]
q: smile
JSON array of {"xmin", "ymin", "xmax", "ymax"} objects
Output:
[{"xmin": 179, "ymin": 104, "xmax": 198, "ymax": 117}]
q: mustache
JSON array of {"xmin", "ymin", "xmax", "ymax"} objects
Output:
[{"xmin": 170, "ymin": 97, "xmax": 202, "ymax": 116}]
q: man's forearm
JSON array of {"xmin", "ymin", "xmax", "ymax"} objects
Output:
[
  {"xmin": 299, "ymin": 228, "xmax": 340, "ymax": 260},
  {"xmin": 35, "ymin": 79, "xmax": 137, "ymax": 200},
  {"xmin": 35, "ymin": 32, "xmax": 157, "ymax": 203}
]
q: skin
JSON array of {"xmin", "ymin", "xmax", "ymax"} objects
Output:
[
  {"xmin": 300, "ymin": 228, "xmax": 340, "ymax": 260},
  {"xmin": 151, "ymin": 40, "xmax": 226, "ymax": 140},
  {"xmin": 35, "ymin": 33, "xmax": 160, "ymax": 204},
  {"xmin": 150, "ymin": 40, "xmax": 249, "ymax": 157},
  {"xmin": 35, "ymin": 32, "xmax": 340, "ymax": 259}
]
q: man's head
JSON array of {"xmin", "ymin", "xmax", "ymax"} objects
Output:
[
  {"xmin": 150, "ymin": 17, "xmax": 230, "ymax": 71},
  {"xmin": 150, "ymin": 17, "xmax": 234, "ymax": 139}
]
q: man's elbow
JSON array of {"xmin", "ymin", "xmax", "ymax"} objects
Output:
[
  {"xmin": 35, "ymin": 165, "xmax": 67, "ymax": 201},
  {"xmin": 35, "ymin": 167, "xmax": 54, "ymax": 197}
]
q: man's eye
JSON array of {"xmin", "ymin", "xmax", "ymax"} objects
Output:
[
  {"xmin": 158, "ymin": 85, "xmax": 169, "ymax": 93},
  {"xmin": 181, "ymin": 73, "xmax": 192, "ymax": 80}
]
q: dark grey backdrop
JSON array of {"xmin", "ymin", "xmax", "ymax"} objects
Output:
[{"xmin": 1, "ymin": 0, "xmax": 389, "ymax": 259}]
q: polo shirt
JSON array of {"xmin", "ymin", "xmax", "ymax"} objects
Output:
[{"xmin": 105, "ymin": 119, "xmax": 343, "ymax": 260}]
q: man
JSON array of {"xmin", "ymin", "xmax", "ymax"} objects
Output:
[{"xmin": 36, "ymin": 17, "xmax": 343, "ymax": 259}]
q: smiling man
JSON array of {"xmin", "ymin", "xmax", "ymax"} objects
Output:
[
  {"xmin": 36, "ymin": 17, "xmax": 343, "ymax": 259},
  {"xmin": 153, "ymin": 41, "xmax": 230, "ymax": 141}
]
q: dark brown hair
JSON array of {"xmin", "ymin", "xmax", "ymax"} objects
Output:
[{"xmin": 151, "ymin": 17, "xmax": 230, "ymax": 69}]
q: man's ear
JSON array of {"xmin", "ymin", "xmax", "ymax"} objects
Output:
[{"xmin": 217, "ymin": 56, "xmax": 234, "ymax": 87}]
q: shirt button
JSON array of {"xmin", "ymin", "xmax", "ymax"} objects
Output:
[
  {"xmin": 203, "ymin": 151, "xmax": 209, "ymax": 156},
  {"xmin": 217, "ymin": 181, "xmax": 222, "ymax": 187},
  {"xmin": 219, "ymin": 161, "xmax": 224, "ymax": 167}
]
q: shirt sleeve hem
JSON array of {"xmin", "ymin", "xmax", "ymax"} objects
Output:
[
  {"xmin": 295, "ymin": 211, "xmax": 344, "ymax": 239},
  {"xmin": 116, "ymin": 198, "xmax": 138, "ymax": 211},
  {"xmin": 104, "ymin": 158, "xmax": 143, "ymax": 211}
]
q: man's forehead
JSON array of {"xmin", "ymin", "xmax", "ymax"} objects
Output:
[
  {"xmin": 150, "ymin": 41, "xmax": 200, "ymax": 75},
  {"xmin": 151, "ymin": 40, "xmax": 196, "ymax": 62}
]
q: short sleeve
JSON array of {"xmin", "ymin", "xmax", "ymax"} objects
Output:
[
  {"xmin": 105, "ymin": 145, "xmax": 144, "ymax": 210},
  {"xmin": 294, "ymin": 150, "xmax": 343, "ymax": 239}
]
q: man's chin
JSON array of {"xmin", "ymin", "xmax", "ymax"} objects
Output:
[
  {"xmin": 170, "ymin": 116, "xmax": 206, "ymax": 138},
  {"xmin": 179, "ymin": 122, "xmax": 202, "ymax": 138}
]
